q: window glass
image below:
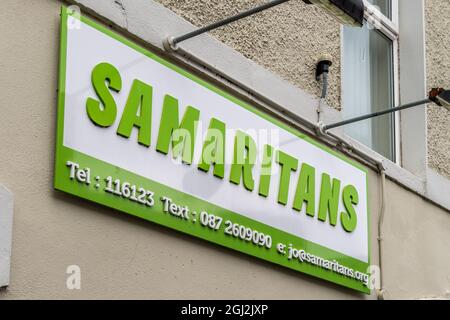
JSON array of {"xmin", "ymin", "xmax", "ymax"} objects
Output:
[
  {"xmin": 342, "ymin": 25, "xmax": 395, "ymax": 161},
  {"xmin": 367, "ymin": 0, "xmax": 391, "ymax": 19}
]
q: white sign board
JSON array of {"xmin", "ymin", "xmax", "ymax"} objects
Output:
[{"xmin": 55, "ymin": 9, "xmax": 371, "ymax": 293}]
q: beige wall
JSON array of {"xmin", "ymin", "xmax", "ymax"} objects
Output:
[
  {"xmin": 425, "ymin": 0, "xmax": 450, "ymax": 179},
  {"xmin": 381, "ymin": 179, "xmax": 450, "ymax": 299},
  {"xmin": 0, "ymin": 0, "xmax": 449, "ymax": 300}
]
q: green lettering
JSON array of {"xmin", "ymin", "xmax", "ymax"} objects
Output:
[
  {"xmin": 340, "ymin": 185, "xmax": 359, "ymax": 232},
  {"xmin": 86, "ymin": 62, "xmax": 122, "ymax": 127},
  {"xmin": 156, "ymin": 94, "xmax": 200, "ymax": 164},
  {"xmin": 116, "ymin": 79, "xmax": 153, "ymax": 146},
  {"xmin": 198, "ymin": 118, "xmax": 226, "ymax": 179},
  {"xmin": 318, "ymin": 173, "xmax": 341, "ymax": 226},
  {"xmin": 293, "ymin": 163, "xmax": 316, "ymax": 216},
  {"xmin": 275, "ymin": 150, "xmax": 298, "ymax": 205},
  {"xmin": 258, "ymin": 144, "xmax": 274, "ymax": 198},
  {"xmin": 229, "ymin": 131, "xmax": 257, "ymax": 191}
]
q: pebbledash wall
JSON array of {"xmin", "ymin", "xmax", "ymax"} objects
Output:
[
  {"xmin": 0, "ymin": 0, "xmax": 449, "ymax": 300},
  {"xmin": 426, "ymin": 0, "xmax": 450, "ymax": 179}
]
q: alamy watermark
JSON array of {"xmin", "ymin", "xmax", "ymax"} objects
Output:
[{"xmin": 66, "ymin": 265, "xmax": 81, "ymax": 290}]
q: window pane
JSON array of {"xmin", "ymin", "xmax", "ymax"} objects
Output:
[
  {"xmin": 342, "ymin": 25, "xmax": 395, "ymax": 161},
  {"xmin": 367, "ymin": 0, "xmax": 391, "ymax": 19}
]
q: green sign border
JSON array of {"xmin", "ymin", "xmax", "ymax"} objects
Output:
[{"xmin": 55, "ymin": 6, "xmax": 371, "ymax": 294}]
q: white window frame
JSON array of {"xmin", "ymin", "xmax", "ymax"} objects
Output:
[{"xmin": 342, "ymin": 0, "xmax": 400, "ymax": 164}]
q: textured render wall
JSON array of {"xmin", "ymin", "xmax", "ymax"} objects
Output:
[
  {"xmin": 425, "ymin": 0, "xmax": 450, "ymax": 179},
  {"xmin": 156, "ymin": 0, "xmax": 342, "ymax": 110},
  {"xmin": 0, "ymin": 0, "xmax": 449, "ymax": 300}
]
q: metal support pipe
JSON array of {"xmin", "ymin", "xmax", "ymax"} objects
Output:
[
  {"xmin": 377, "ymin": 167, "xmax": 387, "ymax": 300},
  {"xmin": 164, "ymin": 41, "xmax": 385, "ymax": 172},
  {"xmin": 168, "ymin": 0, "xmax": 290, "ymax": 48},
  {"xmin": 322, "ymin": 98, "xmax": 431, "ymax": 132}
]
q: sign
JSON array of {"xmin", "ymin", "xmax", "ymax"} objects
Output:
[{"xmin": 55, "ymin": 7, "xmax": 371, "ymax": 293}]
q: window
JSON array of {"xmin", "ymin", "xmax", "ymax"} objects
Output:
[
  {"xmin": 367, "ymin": 0, "xmax": 391, "ymax": 18},
  {"xmin": 342, "ymin": 0, "xmax": 399, "ymax": 161}
]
